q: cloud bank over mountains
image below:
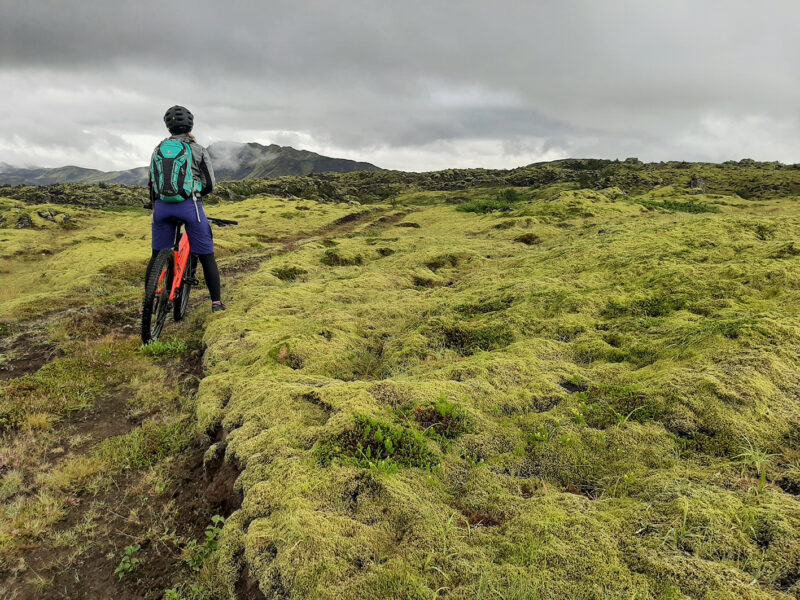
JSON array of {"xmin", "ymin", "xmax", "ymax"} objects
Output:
[{"xmin": 1, "ymin": 0, "xmax": 798, "ymax": 172}]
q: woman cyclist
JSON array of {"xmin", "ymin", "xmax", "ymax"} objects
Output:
[{"xmin": 145, "ymin": 105, "xmax": 226, "ymax": 312}]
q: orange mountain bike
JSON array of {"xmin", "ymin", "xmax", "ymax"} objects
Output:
[{"xmin": 141, "ymin": 216, "xmax": 237, "ymax": 344}]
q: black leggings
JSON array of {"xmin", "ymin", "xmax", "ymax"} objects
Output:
[{"xmin": 145, "ymin": 250, "xmax": 222, "ymax": 302}]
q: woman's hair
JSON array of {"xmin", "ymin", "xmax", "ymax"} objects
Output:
[{"xmin": 186, "ymin": 133, "xmax": 196, "ymax": 142}]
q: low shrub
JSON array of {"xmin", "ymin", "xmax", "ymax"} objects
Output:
[{"xmin": 317, "ymin": 415, "xmax": 437, "ymax": 469}]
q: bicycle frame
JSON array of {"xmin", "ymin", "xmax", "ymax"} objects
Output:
[
  {"xmin": 169, "ymin": 226, "xmax": 191, "ymax": 302},
  {"xmin": 142, "ymin": 215, "xmax": 237, "ymax": 344}
]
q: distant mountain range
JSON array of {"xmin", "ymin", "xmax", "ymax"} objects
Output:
[{"xmin": 0, "ymin": 142, "xmax": 382, "ymax": 186}]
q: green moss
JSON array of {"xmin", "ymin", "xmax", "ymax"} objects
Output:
[
  {"xmin": 125, "ymin": 175, "xmax": 800, "ymax": 598},
  {"xmin": 454, "ymin": 296, "xmax": 513, "ymax": 316}
]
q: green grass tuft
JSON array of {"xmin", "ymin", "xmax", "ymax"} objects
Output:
[
  {"xmin": 271, "ymin": 265, "xmax": 309, "ymax": 281},
  {"xmin": 139, "ymin": 338, "xmax": 190, "ymax": 357}
]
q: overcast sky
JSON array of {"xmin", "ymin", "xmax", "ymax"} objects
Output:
[{"xmin": 1, "ymin": 0, "xmax": 799, "ymax": 172}]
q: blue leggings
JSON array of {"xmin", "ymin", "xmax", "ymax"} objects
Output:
[{"xmin": 151, "ymin": 198, "xmax": 214, "ymax": 254}]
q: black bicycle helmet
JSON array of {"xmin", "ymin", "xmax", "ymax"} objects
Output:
[{"xmin": 164, "ymin": 105, "xmax": 194, "ymax": 134}]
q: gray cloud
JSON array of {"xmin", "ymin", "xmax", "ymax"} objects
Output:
[{"xmin": 1, "ymin": 0, "xmax": 799, "ymax": 171}]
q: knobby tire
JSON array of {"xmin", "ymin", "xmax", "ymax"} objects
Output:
[
  {"xmin": 141, "ymin": 249, "xmax": 174, "ymax": 344},
  {"xmin": 174, "ymin": 255, "xmax": 197, "ymax": 321}
]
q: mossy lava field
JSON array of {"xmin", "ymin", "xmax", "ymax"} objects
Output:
[{"xmin": 2, "ymin": 159, "xmax": 800, "ymax": 599}]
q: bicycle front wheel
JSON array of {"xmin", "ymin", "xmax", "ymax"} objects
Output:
[{"xmin": 141, "ymin": 249, "xmax": 175, "ymax": 344}]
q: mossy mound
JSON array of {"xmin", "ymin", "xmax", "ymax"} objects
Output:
[{"xmin": 196, "ymin": 187, "xmax": 800, "ymax": 599}]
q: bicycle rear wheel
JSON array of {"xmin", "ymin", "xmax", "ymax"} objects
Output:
[
  {"xmin": 174, "ymin": 254, "xmax": 198, "ymax": 322},
  {"xmin": 141, "ymin": 249, "xmax": 175, "ymax": 344}
]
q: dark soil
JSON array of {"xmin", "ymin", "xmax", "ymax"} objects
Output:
[
  {"xmin": 3, "ymin": 291, "xmax": 251, "ymax": 600},
  {"xmin": 514, "ymin": 233, "xmax": 541, "ymax": 245},
  {"xmin": 332, "ymin": 210, "xmax": 371, "ymax": 225},
  {"xmin": 0, "ymin": 326, "xmax": 59, "ymax": 380},
  {"xmin": 559, "ymin": 380, "xmax": 588, "ymax": 394},
  {"xmin": 7, "ymin": 340, "xmax": 242, "ymax": 600},
  {"xmin": 455, "ymin": 509, "xmax": 504, "ymax": 529}
]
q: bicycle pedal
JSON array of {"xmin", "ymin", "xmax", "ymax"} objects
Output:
[{"xmin": 184, "ymin": 278, "xmax": 200, "ymax": 286}]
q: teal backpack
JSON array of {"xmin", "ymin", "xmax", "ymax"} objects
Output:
[{"xmin": 150, "ymin": 139, "xmax": 200, "ymax": 202}]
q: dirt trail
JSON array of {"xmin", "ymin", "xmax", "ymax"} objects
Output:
[{"xmin": 1, "ymin": 207, "xmax": 397, "ymax": 599}]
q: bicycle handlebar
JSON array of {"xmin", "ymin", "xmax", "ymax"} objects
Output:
[{"xmin": 208, "ymin": 217, "xmax": 239, "ymax": 227}]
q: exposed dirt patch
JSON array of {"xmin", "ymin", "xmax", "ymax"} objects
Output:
[
  {"xmin": 22, "ymin": 437, "xmax": 241, "ymax": 600},
  {"xmin": 68, "ymin": 387, "xmax": 137, "ymax": 441},
  {"xmin": 564, "ymin": 481, "xmax": 601, "ymax": 500},
  {"xmin": 775, "ymin": 475, "xmax": 800, "ymax": 496},
  {"xmin": 205, "ymin": 451, "xmax": 243, "ymax": 515},
  {"xmin": 412, "ymin": 275, "xmax": 441, "ymax": 288},
  {"xmin": 514, "ymin": 233, "xmax": 541, "ymax": 245},
  {"xmin": 456, "ymin": 509, "xmax": 504, "ymax": 529},
  {"xmin": 0, "ymin": 335, "xmax": 57, "ymax": 380},
  {"xmin": 559, "ymin": 380, "xmax": 588, "ymax": 394},
  {"xmin": 332, "ymin": 210, "xmax": 371, "ymax": 226},
  {"xmin": 236, "ymin": 563, "xmax": 268, "ymax": 600},
  {"xmin": 368, "ymin": 211, "xmax": 408, "ymax": 228}
]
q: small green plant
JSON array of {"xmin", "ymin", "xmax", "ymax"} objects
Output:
[
  {"xmin": 185, "ymin": 515, "xmax": 225, "ymax": 571},
  {"xmin": 413, "ymin": 395, "xmax": 472, "ymax": 440},
  {"xmin": 114, "ymin": 544, "xmax": 141, "ymax": 579},
  {"xmin": 99, "ymin": 419, "xmax": 192, "ymax": 469},
  {"xmin": 164, "ymin": 584, "xmax": 212, "ymax": 599},
  {"xmin": 431, "ymin": 320, "xmax": 514, "ymax": 355},
  {"xmin": 139, "ymin": 338, "xmax": 189, "ymax": 357},
  {"xmin": 638, "ymin": 198, "xmax": 720, "ymax": 213},
  {"xmin": 528, "ymin": 421, "xmax": 561, "ymax": 444},
  {"xmin": 734, "ymin": 437, "xmax": 778, "ymax": 495},
  {"xmin": 570, "ymin": 393, "xmax": 600, "ymax": 426},
  {"xmin": 610, "ymin": 405, "xmax": 646, "ymax": 427},
  {"xmin": 663, "ymin": 500, "xmax": 703, "ymax": 551},
  {"xmin": 318, "ymin": 415, "xmax": 437, "ymax": 469}
]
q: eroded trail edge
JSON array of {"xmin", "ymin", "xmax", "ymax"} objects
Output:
[{"xmin": 0, "ymin": 201, "xmax": 387, "ymax": 599}]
